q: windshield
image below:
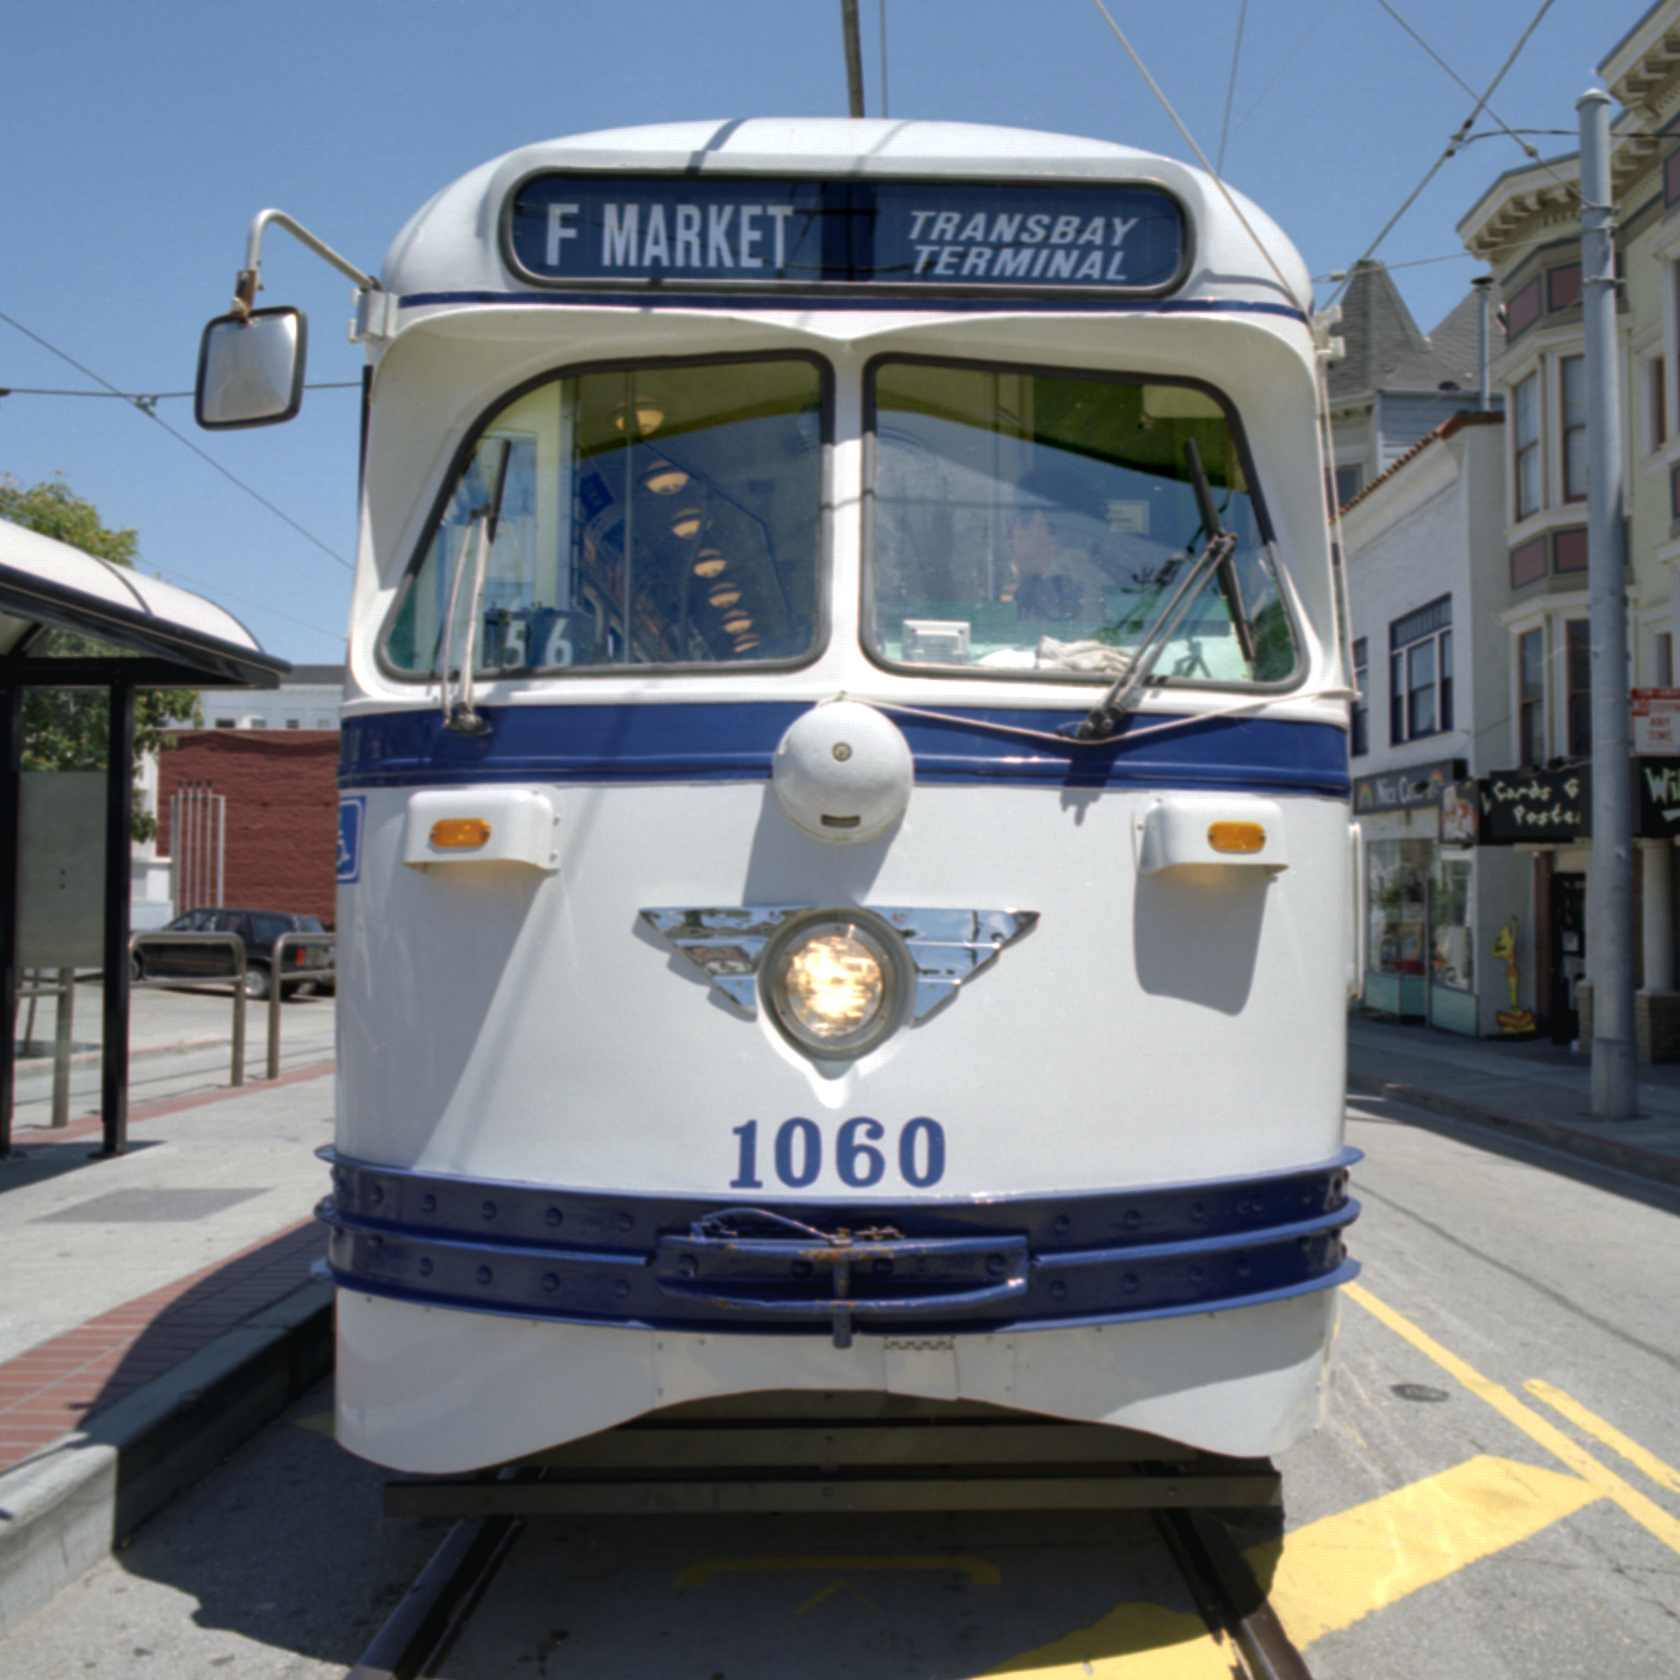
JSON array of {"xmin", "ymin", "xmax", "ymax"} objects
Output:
[
  {"xmin": 384, "ymin": 357, "xmax": 826, "ymax": 675},
  {"xmin": 867, "ymin": 359, "xmax": 1297, "ymax": 685}
]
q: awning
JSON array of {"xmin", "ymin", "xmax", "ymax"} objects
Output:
[{"xmin": 0, "ymin": 521, "xmax": 291, "ymax": 688}]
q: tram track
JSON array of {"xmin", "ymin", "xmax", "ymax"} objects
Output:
[{"xmin": 345, "ymin": 1396, "xmax": 1315, "ymax": 1680}]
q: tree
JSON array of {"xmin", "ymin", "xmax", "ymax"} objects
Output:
[{"xmin": 0, "ymin": 476, "xmax": 202, "ymax": 841}]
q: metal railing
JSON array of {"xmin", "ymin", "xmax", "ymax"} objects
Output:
[
  {"xmin": 128, "ymin": 931, "xmax": 248, "ymax": 1088},
  {"xmin": 17, "ymin": 967, "xmax": 77, "ymax": 1128},
  {"xmin": 266, "ymin": 931, "xmax": 336, "ymax": 1080}
]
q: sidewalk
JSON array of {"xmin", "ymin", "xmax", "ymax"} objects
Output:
[
  {"xmin": 1347, "ymin": 1014, "xmax": 1680, "ymax": 1189},
  {"xmin": 0, "ymin": 1022, "xmax": 338, "ymax": 1634}
]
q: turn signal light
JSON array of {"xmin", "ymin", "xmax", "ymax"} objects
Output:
[
  {"xmin": 431, "ymin": 818, "xmax": 492, "ymax": 850},
  {"xmin": 1207, "ymin": 821, "xmax": 1266, "ymax": 854}
]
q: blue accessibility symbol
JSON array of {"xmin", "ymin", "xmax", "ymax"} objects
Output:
[{"xmin": 337, "ymin": 797, "xmax": 366, "ymax": 884}]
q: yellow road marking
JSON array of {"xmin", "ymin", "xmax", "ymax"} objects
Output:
[
  {"xmin": 677, "ymin": 1554, "xmax": 1001, "ymax": 1588},
  {"xmin": 1346, "ymin": 1281, "xmax": 1680, "ymax": 1560},
  {"xmin": 295, "ymin": 1411, "xmax": 335, "ymax": 1438},
  {"xmin": 1249, "ymin": 1454, "xmax": 1599, "ymax": 1647},
  {"xmin": 1523, "ymin": 1379, "xmax": 1680, "ymax": 1497},
  {"xmin": 980, "ymin": 1602, "xmax": 1233, "ymax": 1678},
  {"xmin": 794, "ymin": 1579, "xmax": 881, "ymax": 1615}
]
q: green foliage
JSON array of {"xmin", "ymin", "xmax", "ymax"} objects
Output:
[{"xmin": 2, "ymin": 476, "xmax": 202, "ymax": 842}]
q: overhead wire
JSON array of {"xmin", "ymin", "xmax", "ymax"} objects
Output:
[
  {"xmin": 0, "ymin": 306, "xmax": 354, "ymax": 572},
  {"xmin": 1230, "ymin": 0, "xmax": 1341, "ymax": 136},
  {"xmin": 1323, "ymin": 0, "xmax": 1563, "ymax": 307},
  {"xmin": 0, "ymin": 384, "xmax": 360, "ymax": 401},
  {"xmin": 1216, "ymin": 0, "xmax": 1250, "ymax": 177}
]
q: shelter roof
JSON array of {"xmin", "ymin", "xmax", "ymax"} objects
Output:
[{"xmin": 0, "ymin": 520, "xmax": 289, "ymax": 688}]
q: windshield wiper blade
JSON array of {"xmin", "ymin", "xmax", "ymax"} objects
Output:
[{"xmin": 1078, "ymin": 439, "xmax": 1244, "ymax": 741}]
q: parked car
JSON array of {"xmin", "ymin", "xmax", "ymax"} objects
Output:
[{"xmin": 132, "ymin": 908, "xmax": 333, "ymax": 1001}]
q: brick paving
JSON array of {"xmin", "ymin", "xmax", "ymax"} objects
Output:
[
  {"xmin": 0, "ymin": 1218, "xmax": 324, "ymax": 1472},
  {"xmin": 8, "ymin": 1057, "xmax": 337, "ymax": 1150}
]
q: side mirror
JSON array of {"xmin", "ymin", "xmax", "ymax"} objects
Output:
[{"xmin": 194, "ymin": 306, "xmax": 308, "ymax": 429}]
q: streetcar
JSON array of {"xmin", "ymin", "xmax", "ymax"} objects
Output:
[{"xmin": 196, "ymin": 118, "xmax": 1360, "ymax": 1475}]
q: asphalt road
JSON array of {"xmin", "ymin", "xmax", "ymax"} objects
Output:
[{"xmin": 2, "ymin": 1095, "xmax": 1676, "ymax": 1678}]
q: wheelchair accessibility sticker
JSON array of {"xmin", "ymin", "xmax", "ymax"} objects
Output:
[{"xmin": 337, "ymin": 797, "xmax": 365, "ymax": 884}]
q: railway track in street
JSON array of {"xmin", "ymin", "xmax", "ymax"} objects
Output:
[{"xmin": 345, "ymin": 1394, "xmax": 1313, "ymax": 1680}]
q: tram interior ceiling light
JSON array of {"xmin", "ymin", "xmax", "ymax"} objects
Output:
[
  {"xmin": 643, "ymin": 466, "xmax": 689, "ymax": 495},
  {"xmin": 612, "ymin": 400, "xmax": 664, "ymax": 435},
  {"xmin": 670, "ymin": 509, "xmax": 703, "ymax": 539},
  {"xmin": 767, "ymin": 919, "xmax": 900, "ymax": 1057},
  {"xmin": 707, "ymin": 585, "xmax": 741, "ymax": 609},
  {"xmin": 694, "ymin": 549, "xmax": 727, "ymax": 578}
]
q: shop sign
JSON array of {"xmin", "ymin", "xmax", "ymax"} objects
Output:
[
  {"xmin": 1636, "ymin": 757, "xmax": 1680, "ymax": 837},
  {"xmin": 1440, "ymin": 779, "xmax": 1479, "ymax": 844},
  {"xmin": 1632, "ymin": 689, "xmax": 1680, "ymax": 755},
  {"xmin": 1480, "ymin": 766, "xmax": 1588, "ymax": 844},
  {"xmin": 1351, "ymin": 757, "xmax": 1464, "ymax": 814}
]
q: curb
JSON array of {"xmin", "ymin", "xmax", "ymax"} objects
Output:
[
  {"xmin": 1347, "ymin": 1072, "xmax": 1680, "ymax": 1191},
  {"xmin": 0, "ymin": 1280, "xmax": 333, "ymax": 1639}
]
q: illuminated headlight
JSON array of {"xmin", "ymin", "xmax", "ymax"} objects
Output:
[{"xmin": 764, "ymin": 916, "xmax": 904, "ymax": 1059}]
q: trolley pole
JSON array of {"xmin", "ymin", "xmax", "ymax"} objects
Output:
[
  {"xmin": 1580, "ymin": 89, "xmax": 1635, "ymax": 1121},
  {"xmin": 841, "ymin": 0, "xmax": 866, "ymax": 118}
]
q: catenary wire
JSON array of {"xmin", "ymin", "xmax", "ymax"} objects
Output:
[
  {"xmin": 0, "ymin": 384, "xmax": 360, "ymax": 400},
  {"xmin": 1216, "ymin": 0, "xmax": 1250, "ymax": 177},
  {"xmin": 879, "ymin": 0, "xmax": 889, "ymax": 118},
  {"xmin": 0, "ymin": 307, "xmax": 354, "ymax": 572},
  {"xmin": 1321, "ymin": 0, "xmax": 1559, "ymax": 308},
  {"xmin": 1370, "ymin": 0, "xmax": 1579, "ymax": 203},
  {"xmin": 1230, "ymin": 0, "xmax": 1341, "ymax": 135}
]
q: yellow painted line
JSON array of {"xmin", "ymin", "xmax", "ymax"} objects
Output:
[
  {"xmin": 1248, "ymin": 1454, "xmax": 1599, "ymax": 1647},
  {"xmin": 1524, "ymin": 1379, "xmax": 1680, "ymax": 1497},
  {"xmin": 794, "ymin": 1579, "xmax": 881, "ymax": 1615},
  {"xmin": 1346, "ymin": 1281, "xmax": 1680, "ymax": 1560},
  {"xmin": 677, "ymin": 1554, "xmax": 1000, "ymax": 1589},
  {"xmin": 295, "ymin": 1411, "xmax": 335, "ymax": 1438},
  {"xmin": 981, "ymin": 1602, "xmax": 1232, "ymax": 1678}
]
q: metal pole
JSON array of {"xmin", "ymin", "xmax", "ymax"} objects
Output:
[
  {"xmin": 229, "ymin": 934, "xmax": 247, "ymax": 1089},
  {"xmin": 98, "ymin": 681, "xmax": 135, "ymax": 1156},
  {"xmin": 1473, "ymin": 275, "xmax": 1493, "ymax": 413},
  {"xmin": 0, "ymin": 684, "xmax": 22, "ymax": 1159},
  {"xmin": 1580, "ymin": 89, "xmax": 1635, "ymax": 1121},
  {"xmin": 842, "ymin": 0, "xmax": 866, "ymax": 118},
  {"xmin": 51, "ymin": 966, "xmax": 73, "ymax": 1129}
]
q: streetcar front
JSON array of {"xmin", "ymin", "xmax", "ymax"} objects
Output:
[{"xmin": 264, "ymin": 121, "xmax": 1359, "ymax": 1473}]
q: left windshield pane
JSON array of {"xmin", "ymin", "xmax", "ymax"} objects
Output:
[{"xmin": 384, "ymin": 358, "xmax": 825, "ymax": 675}]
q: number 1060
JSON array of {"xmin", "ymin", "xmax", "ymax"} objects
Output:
[{"xmin": 730, "ymin": 1117, "xmax": 946, "ymax": 1190}]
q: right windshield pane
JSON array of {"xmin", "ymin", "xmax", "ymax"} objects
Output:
[{"xmin": 868, "ymin": 361, "xmax": 1297, "ymax": 684}]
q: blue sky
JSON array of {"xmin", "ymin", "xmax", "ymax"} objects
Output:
[{"xmin": 0, "ymin": 0, "xmax": 1626, "ymax": 663}]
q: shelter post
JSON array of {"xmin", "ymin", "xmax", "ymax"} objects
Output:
[
  {"xmin": 98, "ymin": 680, "xmax": 135, "ymax": 1157},
  {"xmin": 0, "ymin": 683, "xmax": 21, "ymax": 1158}
]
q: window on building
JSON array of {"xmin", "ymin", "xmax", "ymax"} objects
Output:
[
  {"xmin": 1656, "ymin": 631, "xmax": 1674, "ymax": 689},
  {"xmin": 1651, "ymin": 356, "xmax": 1668, "ymax": 450},
  {"xmin": 1333, "ymin": 463, "xmax": 1363, "ymax": 509},
  {"xmin": 1389, "ymin": 596, "xmax": 1453, "ymax": 745},
  {"xmin": 1518, "ymin": 627, "xmax": 1545, "ymax": 764},
  {"xmin": 214, "ymin": 718, "xmax": 235, "ymax": 729},
  {"xmin": 1561, "ymin": 356, "xmax": 1587, "ymax": 502},
  {"xmin": 1567, "ymin": 619, "xmax": 1591, "ymax": 757},
  {"xmin": 285, "ymin": 718, "xmax": 300, "ymax": 729},
  {"xmin": 1351, "ymin": 637, "xmax": 1369, "ymax": 757},
  {"xmin": 1514, "ymin": 372, "xmax": 1540, "ymax": 518}
]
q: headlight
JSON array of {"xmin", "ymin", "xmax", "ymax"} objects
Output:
[{"xmin": 764, "ymin": 916, "xmax": 904, "ymax": 1058}]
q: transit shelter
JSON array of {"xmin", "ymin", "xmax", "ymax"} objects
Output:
[{"xmin": 0, "ymin": 521, "xmax": 289, "ymax": 1156}]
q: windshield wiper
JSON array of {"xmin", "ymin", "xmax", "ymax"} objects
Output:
[{"xmin": 1078, "ymin": 438, "xmax": 1250, "ymax": 741}]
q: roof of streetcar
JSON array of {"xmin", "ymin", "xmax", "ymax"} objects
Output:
[{"xmin": 380, "ymin": 118, "xmax": 1312, "ymax": 317}]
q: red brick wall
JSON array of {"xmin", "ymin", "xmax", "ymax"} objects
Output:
[{"xmin": 156, "ymin": 731, "xmax": 339, "ymax": 926}]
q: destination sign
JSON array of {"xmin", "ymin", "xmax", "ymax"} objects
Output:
[{"xmin": 506, "ymin": 176, "xmax": 1186, "ymax": 292}]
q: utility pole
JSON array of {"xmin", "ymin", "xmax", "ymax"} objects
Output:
[
  {"xmin": 842, "ymin": 0, "xmax": 866, "ymax": 118},
  {"xmin": 1580, "ymin": 89, "xmax": 1635, "ymax": 1121}
]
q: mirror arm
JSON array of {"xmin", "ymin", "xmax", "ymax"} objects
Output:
[{"xmin": 231, "ymin": 210, "xmax": 380, "ymax": 318}]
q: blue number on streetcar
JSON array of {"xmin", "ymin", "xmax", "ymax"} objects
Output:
[{"xmin": 732, "ymin": 1117, "xmax": 945, "ymax": 1189}]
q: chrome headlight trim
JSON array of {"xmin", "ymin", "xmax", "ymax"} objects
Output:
[{"xmin": 640, "ymin": 905, "xmax": 1039, "ymax": 1036}]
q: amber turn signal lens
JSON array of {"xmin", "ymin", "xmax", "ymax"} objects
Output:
[
  {"xmin": 1207, "ymin": 821, "xmax": 1266, "ymax": 854},
  {"xmin": 431, "ymin": 818, "xmax": 492, "ymax": 850}
]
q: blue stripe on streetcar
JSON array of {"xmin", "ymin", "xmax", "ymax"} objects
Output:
[
  {"xmin": 398, "ymin": 290, "xmax": 1311, "ymax": 323},
  {"xmin": 339, "ymin": 703, "xmax": 1350, "ymax": 798},
  {"xmin": 316, "ymin": 1146, "xmax": 1361, "ymax": 1340}
]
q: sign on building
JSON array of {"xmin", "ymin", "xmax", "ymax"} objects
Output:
[{"xmin": 1632, "ymin": 689, "xmax": 1680, "ymax": 755}]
